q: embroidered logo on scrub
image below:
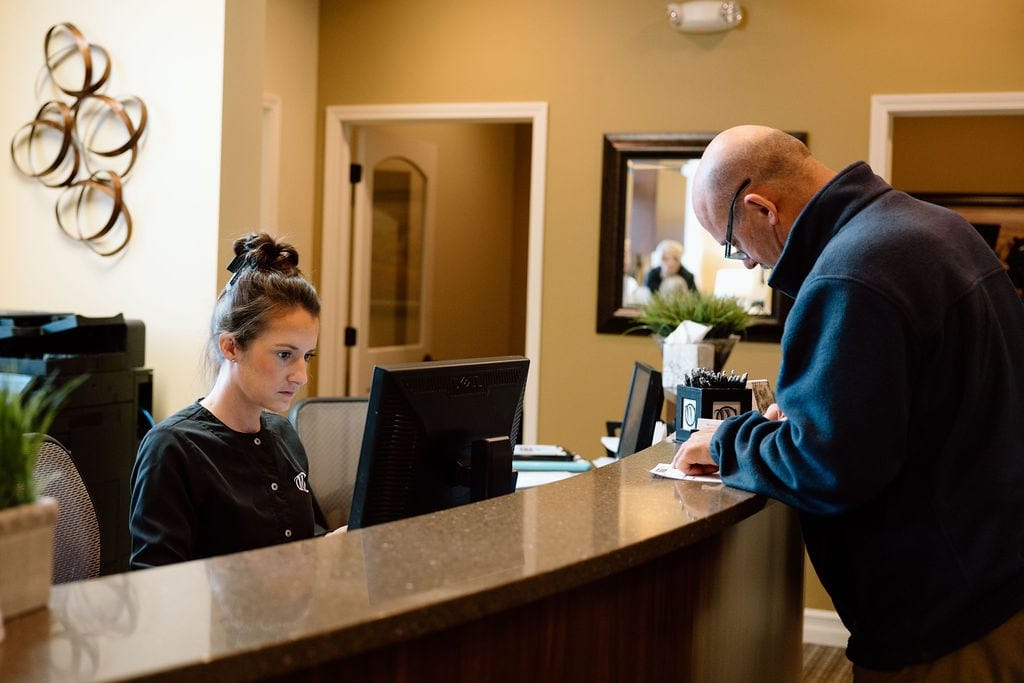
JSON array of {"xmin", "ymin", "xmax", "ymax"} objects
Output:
[{"xmin": 294, "ymin": 472, "xmax": 309, "ymax": 493}]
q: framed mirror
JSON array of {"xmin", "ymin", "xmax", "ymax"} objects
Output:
[{"xmin": 595, "ymin": 132, "xmax": 806, "ymax": 341}]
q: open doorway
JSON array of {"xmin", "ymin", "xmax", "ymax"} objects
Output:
[
  {"xmin": 318, "ymin": 103, "xmax": 548, "ymax": 443},
  {"xmin": 347, "ymin": 122, "xmax": 530, "ymax": 396}
]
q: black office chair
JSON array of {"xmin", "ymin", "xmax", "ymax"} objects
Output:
[
  {"xmin": 32, "ymin": 435, "xmax": 101, "ymax": 583},
  {"xmin": 289, "ymin": 397, "xmax": 369, "ymax": 530}
]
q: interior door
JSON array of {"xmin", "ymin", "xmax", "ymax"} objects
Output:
[{"xmin": 349, "ymin": 127, "xmax": 438, "ymax": 396}]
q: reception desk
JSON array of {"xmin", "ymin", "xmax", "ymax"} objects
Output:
[{"xmin": 0, "ymin": 440, "xmax": 803, "ymax": 681}]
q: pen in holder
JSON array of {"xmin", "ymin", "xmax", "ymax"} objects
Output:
[{"xmin": 674, "ymin": 369, "xmax": 752, "ymax": 442}]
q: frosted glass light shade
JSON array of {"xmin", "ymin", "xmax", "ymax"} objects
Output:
[{"xmin": 666, "ymin": 1, "xmax": 743, "ymax": 33}]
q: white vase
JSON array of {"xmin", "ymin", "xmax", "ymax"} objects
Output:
[{"xmin": 0, "ymin": 496, "xmax": 57, "ymax": 619}]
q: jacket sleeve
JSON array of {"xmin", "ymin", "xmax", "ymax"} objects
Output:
[
  {"xmin": 712, "ymin": 276, "xmax": 914, "ymax": 515},
  {"xmin": 128, "ymin": 428, "xmax": 199, "ymax": 569}
]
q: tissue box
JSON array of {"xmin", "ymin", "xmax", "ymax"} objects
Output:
[
  {"xmin": 675, "ymin": 385, "xmax": 752, "ymax": 442},
  {"xmin": 661, "ymin": 342, "xmax": 715, "ymax": 393}
]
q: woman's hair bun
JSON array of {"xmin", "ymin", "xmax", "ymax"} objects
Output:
[{"xmin": 232, "ymin": 232, "xmax": 300, "ymax": 276}]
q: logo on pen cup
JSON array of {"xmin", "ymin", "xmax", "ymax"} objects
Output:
[
  {"xmin": 712, "ymin": 402, "xmax": 740, "ymax": 419},
  {"xmin": 683, "ymin": 398, "xmax": 698, "ymax": 430}
]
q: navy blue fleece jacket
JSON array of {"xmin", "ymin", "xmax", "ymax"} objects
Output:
[{"xmin": 711, "ymin": 162, "xmax": 1024, "ymax": 669}]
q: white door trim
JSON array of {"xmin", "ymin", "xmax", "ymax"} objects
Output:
[
  {"xmin": 803, "ymin": 608, "xmax": 850, "ymax": 648},
  {"xmin": 869, "ymin": 91, "xmax": 1024, "ymax": 183},
  {"xmin": 320, "ymin": 102, "xmax": 548, "ymax": 443}
]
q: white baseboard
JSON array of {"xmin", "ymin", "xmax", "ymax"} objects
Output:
[{"xmin": 803, "ymin": 608, "xmax": 850, "ymax": 648}]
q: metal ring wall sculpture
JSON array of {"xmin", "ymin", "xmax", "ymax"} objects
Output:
[{"xmin": 10, "ymin": 23, "xmax": 147, "ymax": 257}]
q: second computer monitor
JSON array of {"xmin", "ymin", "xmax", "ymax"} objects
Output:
[{"xmin": 616, "ymin": 361, "xmax": 663, "ymax": 458}]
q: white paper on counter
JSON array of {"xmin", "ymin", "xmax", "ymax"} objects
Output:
[{"xmin": 650, "ymin": 462, "xmax": 722, "ymax": 484}]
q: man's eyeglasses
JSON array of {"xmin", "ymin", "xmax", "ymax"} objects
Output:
[{"xmin": 724, "ymin": 177, "xmax": 752, "ymax": 260}]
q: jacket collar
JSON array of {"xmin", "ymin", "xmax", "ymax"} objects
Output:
[{"xmin": 768, "ymin": 161, "xmax": 891, "ymax": 299}]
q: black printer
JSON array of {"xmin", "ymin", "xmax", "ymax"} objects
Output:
[{"xmin": 0, "ymin": 312, "xmax": 152, "ymax": 574}]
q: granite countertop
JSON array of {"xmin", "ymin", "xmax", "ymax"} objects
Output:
[{"xmin": 0, "ymin": 441, "xmax": 764, "ymax": 682}]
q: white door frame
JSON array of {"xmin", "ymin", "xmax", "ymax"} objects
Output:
[
  {"xmin": 869, "ymin": 91, "xmax": 1024, "ymax": 183},
  {"xmin": 319, "ymin": 102, "xmax": 548, "ymax": 443}
]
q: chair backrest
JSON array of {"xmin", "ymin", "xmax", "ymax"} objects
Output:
[
  {"xmin": 289, "ymin": 397, "xmax": 369, "ymax": 530},
  {"xmin": 32, "ymin": 435, "xmax": 101, "ymax": 583}
]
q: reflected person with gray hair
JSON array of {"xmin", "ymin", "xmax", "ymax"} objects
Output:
[{"xmin": 644, "ymin": 238, "xmax": 696, "ymax": 295}]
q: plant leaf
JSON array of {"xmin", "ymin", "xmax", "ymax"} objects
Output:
[{"xmin": 0, "ymin": 373, "xmax": 88, "ymax": 508}]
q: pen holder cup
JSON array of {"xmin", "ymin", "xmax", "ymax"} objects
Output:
[{"xmin": 675, "ymin": 386, "xmax": 752, "ymax": 442}]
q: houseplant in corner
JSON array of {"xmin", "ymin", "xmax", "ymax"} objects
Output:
[
  {"xmin": 632, "ymin": 289, "xmax": 753, "ymax": 370},
  {"xmin": 0, "ymin": 375, "xmax": 84, "ymax": 620}
]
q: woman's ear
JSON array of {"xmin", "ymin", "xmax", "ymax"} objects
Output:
[{"xmin": 218, "ymin": 332, "xmax": 239, "ymax": 362}]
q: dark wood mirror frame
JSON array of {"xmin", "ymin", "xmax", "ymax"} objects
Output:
[{"xmin": 595, "ymin": 132, "xmax": 806, "ymax": 341}]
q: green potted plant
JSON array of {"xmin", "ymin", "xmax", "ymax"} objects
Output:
[
  {"xmin": 632, "ymin": 289, "xmax": 753, "ymax": 370},
  {"xmin": 0, "ymin": 375, "xmax": 84, "ymax": 620}
]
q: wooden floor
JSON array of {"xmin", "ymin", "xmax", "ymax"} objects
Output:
[{"xmin": 803, "ymin": 644, "xmax": 853, "ymax": 683}]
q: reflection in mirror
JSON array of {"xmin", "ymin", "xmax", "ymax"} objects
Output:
[
  {"xmin": 597, "ymin": 132, "xmax": 806, "ymax": 340},
  {"xmin": 621, "ymin": 158, "xmax": 774, "ymax": 317}
]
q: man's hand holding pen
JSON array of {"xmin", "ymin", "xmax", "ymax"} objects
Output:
[
  {"xmin": 672, "ymin": 428, "xmax": 719, "ymax": 475},
  {"xmin": 671, "ymin": 402, "xmax": 787, "ymax": 474}
]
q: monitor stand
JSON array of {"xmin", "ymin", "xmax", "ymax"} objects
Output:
[{"xmin": 470, "ymin": 436, "xmax": 516, "ymax": 501}]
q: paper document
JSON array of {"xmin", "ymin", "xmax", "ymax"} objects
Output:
[
  {"xmin": 695, "ymin": 418, "xmax": 724, "ymax": 431},
  {"xmin": 513, "ymin": 444, "xmax": 575, "ymax": 461},
  {"xmin": 514, "ymin": 444, "xmax": 566, "ymax": 456},
  {"xmin": 600, "ymin": 435, "xmax": 619, "ymax": 454},
  {"xmin": 650, "ymin": 462, "xmax": 722, "ymax": 484}
]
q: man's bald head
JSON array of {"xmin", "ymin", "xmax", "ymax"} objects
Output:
[{"xmin": 692, "ymin": 126, "xmax": 835, "ymax": 267}]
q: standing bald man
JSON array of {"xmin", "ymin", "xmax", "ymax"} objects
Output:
[{"xmin": 673, "ymin": 126, "xmax": 1024, "ymax": 678}]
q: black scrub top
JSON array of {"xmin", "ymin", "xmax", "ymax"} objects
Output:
[{"xmin": 129, "ymin": 402, "xmax": 319, "ymax": 569}]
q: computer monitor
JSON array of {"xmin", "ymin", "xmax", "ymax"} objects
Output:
[
  {"xmin": 348, "ymin": 356, "xmax": 529, "ymax": 530},
  {"xmin": 616, "ymin": 361, "xmax": 663, "ymax": 457}
]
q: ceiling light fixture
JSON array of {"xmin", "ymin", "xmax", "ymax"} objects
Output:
[{"xmin": 666, "ymin": 1, "xmax": 744, "ymax": 33}]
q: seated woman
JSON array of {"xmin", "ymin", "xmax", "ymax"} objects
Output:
[
  {"xmin": 129, "ymin": 233, "xmax": 326, "ymax": 569},
  {"xmin": 644, "ymin": 239, "xmax": 696, "ymax": 295}
]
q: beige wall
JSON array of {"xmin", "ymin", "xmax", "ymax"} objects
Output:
[
  {"xmin": 218, "ymin": 0, "xmax": 266, "ymax": 297},
  {"xmin": 0, "ymin": 1, "xmax": 234, "ymax": 418},
  {"xmin": 264, "ymin": 0, "xmax": 319, "ymax": 391},
  {"xmin": 264, "ymin": 0, "xmax": 319, "ymax": 283}
]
